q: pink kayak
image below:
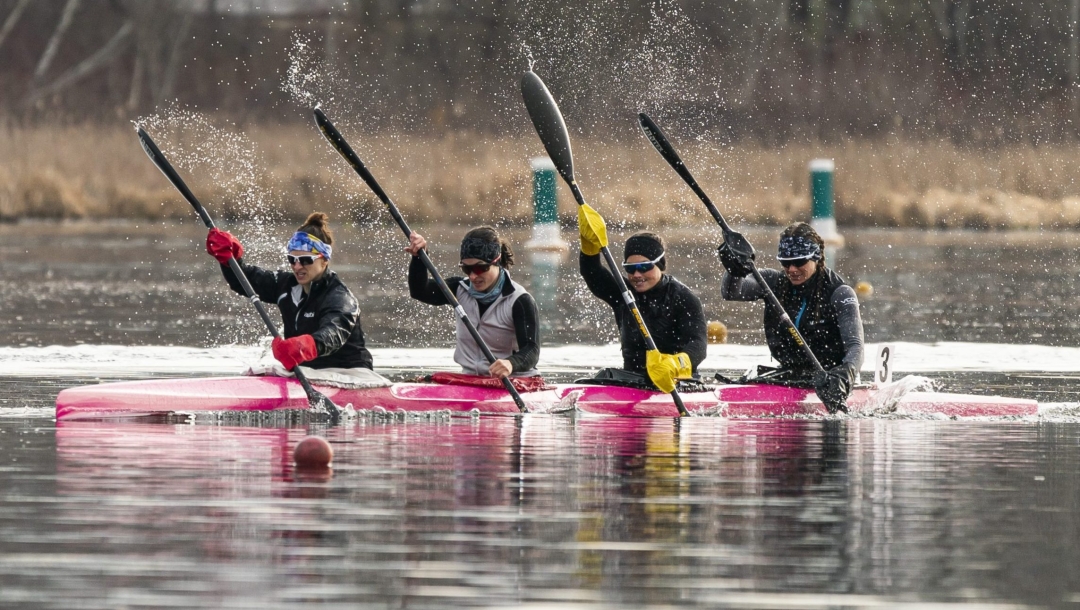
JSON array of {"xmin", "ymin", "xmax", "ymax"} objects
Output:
[{"xmin": 54, "ymin": 375, "xmax": 1039, "ymax": 420}]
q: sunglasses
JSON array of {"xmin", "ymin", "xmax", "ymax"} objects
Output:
[
  {"xmin": 622, "ymin": 252, "xmax": 665, "ymax": 275},
  {"xmin": 287, "ymin": 254, "xmax": 322, "ymax": 266},
  {"xmin": 780, "ymin": 257, "xmax": 813, "ymax": 268},
  {"xmin": 460, "ymin": 262, "xmax": 494, "ymax": 275}
]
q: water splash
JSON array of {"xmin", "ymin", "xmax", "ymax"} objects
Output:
[
  {"xmin": 282, "ymin": 33, "xmax": 352, "ymax": 119},
  {"xmin": 859, "ymin": 375, "xmax": 938, "ymax": 416},
  {"xmin": 132, "ymin": 106, "xmax": 291, "ymax": 345}
]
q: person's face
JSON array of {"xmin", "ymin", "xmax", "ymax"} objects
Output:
[
  {"xmin": 460, "ymin": 258, "xmax": 500, "ymax": 292},
  {"xmin": 782, "ymin": 257, "xmax": 817, "ymax": 286},
  {"xmin": 623, "ymin": 255, "xmax": 663, "ymax": 292},
  {"xmin": 288, "ymin": 250, "xmax": 329, "ymax": 287}
]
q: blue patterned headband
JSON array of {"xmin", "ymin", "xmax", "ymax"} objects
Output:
[
  {"xmin": 287, "ymin": 232, "xmax": 332, "ymax": 260},
  {"xmin": 777, "ymin": 235, "xmax": 821, "ymax": 261}
]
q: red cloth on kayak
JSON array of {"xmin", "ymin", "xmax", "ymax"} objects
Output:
[
  {"xmin": 429, "ymin": 371, "xmax": 551, "ymax": 392},
  {"xmin": 272, "ymin": 335, "xmax": 317, "ymax": 370},
  {"xmin": 206, "ymin": 228, "xmax": 244, "ymax": 264}
]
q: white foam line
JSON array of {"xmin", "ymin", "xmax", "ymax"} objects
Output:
[{"xmin": 2, "ymin": 341, "xmax": 1079, "ymax": 378}]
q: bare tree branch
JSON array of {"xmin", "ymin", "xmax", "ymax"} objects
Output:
[
  {"xmin": 25, "ymin": 20, "xmax": 134, "ymax": 107},
  {"xmin": 0, "ymin": 0, "xmax": 31, "ymax": 52},
  {"xmin": 33, "ymin": 0, "xmax": 82, "ymax": 83},
  {"xmin": 156, "ymin": 11, "xmax": 194, "ymax": 106}
]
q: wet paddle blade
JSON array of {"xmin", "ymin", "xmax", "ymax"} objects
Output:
[{"xmin": 521, "ymin": 71, "xmax": 575, "ymax": 186}]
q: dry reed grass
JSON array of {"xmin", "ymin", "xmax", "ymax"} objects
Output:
[{"xmin": 5, "ymin": 122, "xmax": 1080, "ymax": 230}]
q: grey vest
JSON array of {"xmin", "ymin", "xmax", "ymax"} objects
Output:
[{"xmin": 453, "ymin": 279, "xmax": 539, "ymax": 377}]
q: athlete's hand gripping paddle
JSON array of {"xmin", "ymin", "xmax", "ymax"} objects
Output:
[
  {"xmin": 312, "ymin": 107, "xmax": 528, "ymax": 414},
  {"xmin": 136, "ymin": 126, "xmax": 342, "ymax": 422},
  {"xmin": 636, "ymin": 113, "xmax": 846, "ymax": 414},
  {"xmin": 521, "ymin": 71, "xmax": 692, "ymax": 416}
]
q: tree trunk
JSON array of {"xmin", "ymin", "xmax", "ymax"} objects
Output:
[
  {"xmin": 33, "ymin": 0, "xmax": 82, "ymax": 84},
  {"xmin": 0, "ymin": 0, "xmax": 31, "ymax": 52}
]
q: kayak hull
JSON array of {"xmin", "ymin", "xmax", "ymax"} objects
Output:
[{"xmin": 54, "ymin": 376, "xmax": 1039, "ymax": 420}]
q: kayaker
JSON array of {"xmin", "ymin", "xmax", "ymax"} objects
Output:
[
  {"xmin": 206, "ymin": 212, "xmax": 374, "ymax": 371},
  {"xmin": 404, "ymin": 226, "xmax": 541, "ymax": 380},
  {"xmin": 578, "ymin": 228, "xmax": 708, "ymax": 388},
  {"xmin": 718, "ymin": 221, "xmax": 864, "ymax": 410}
]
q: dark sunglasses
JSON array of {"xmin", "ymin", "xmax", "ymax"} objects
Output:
[
  {"xmin": 780, "ymin": 257, "xmax": 813, "ymax": 268},
  {"xmin": 460, "ymin": 262, "xmax": 494, "ymax": 275},
  {"xmin": 287, "ymin": 254, "xmax": 322, "ymax": 266},
  {"xmin": 622, "ymin": 252, "xmax": 665, "ymax": 275},
  {"xmin": 622, "ymin": 261, "xmax": 656, "ymax": 275}
]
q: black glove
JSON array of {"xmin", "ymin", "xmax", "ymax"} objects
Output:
[
  {"xmin": 814, "ymin": 364, "xmax": 854, "ymax": 414},
  {"xmin": 718, "ymin": 240, "xmax": 754, "ymax": 278}
]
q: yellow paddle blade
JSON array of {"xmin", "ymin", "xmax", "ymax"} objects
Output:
[{"xmin": 577, "ymin": 203, "xmax": 608, "ymax": 256}]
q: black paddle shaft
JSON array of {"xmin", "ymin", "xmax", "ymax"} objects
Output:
[
  {"xmin": 520, "ymin": 72, "xmax": 690, "ymax": 417},
  {"xmin": 636, "ymin": 113, "xmax": 826, "ymax": 375},
  {"xmin": 312, "ymin": 107, "xmax": 528, "ymax": 413},
  {"xmin": 135, "ymin": 126, "xmax": 342, "ymax": 421}
]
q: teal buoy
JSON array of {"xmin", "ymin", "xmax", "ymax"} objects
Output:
[
  {"xmin": 809, "ymin": 158, "xmax": 844, "ymax": 248},
  {"xmin": 525, "ymin": 156, "xmax": 567, "ymax": 253}
]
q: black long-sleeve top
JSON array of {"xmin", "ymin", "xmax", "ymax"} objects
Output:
[
  {"xmin": 579, "ymin": 252, "xmax": 708, "ymax": 375},
  {"xmin": 220, "ymin": 261, "xmax": 373, "ymax": 369},
  {"xmin": 408, "ymin": 256, "xmax": 540, "ymax": 374},
  {"xmin": 722, "ymin": 266, "xmax": 864, "ymax": 372}
]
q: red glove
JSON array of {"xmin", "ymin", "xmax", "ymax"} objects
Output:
[
  {"xmin": 206, "ymin": 228, "xmax": 244, "ymax": 264},
  {"xmin": 272, "ymin": 335, "xmax": 318, "ymax": 370}
]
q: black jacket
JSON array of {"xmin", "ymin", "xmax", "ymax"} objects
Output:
[
  {"xmin": 580, "ymin": 253, "xmax": 708, "ymax": 375},
  {"xmin": 220, "ymin": 262, "xmax": 373, "ymax": 369},
  {"xmin": 723, "ymin": 266, "xmax": 864, "ymax": 372}
]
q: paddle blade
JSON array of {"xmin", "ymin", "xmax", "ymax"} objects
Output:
[
  {"xmin": 638, "ymin": 113, "xmax": 686, "ymax": 169},
  {"xmin": 722, "ymin": 229, "xmax": 756, "ymax": 262},
  {"xmin": 135, "ymin": 126, "xmax": 214, "ymax": 228},
  {"xmin": 521, "ymin": 71, "xmax": 575, "ymax": 185},
  {"xmin": 310, "ymin": 391, "xmax": 343, "ymax": 422}
]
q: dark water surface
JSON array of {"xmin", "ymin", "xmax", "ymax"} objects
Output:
[
  {"xmin": 5, "ymin": 221, "xmax": 1080, "ymax": 348},
  {"xmin": 4, "ymin": 222, "xmax": 1080, "ymax": 607},
  {"xmin": 1, "ymin": 414, "xmax": 1078, "ymax": 608}
]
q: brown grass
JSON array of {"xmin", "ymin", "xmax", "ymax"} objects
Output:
[{"xmin": 4, "ymin": 122, "xmax": 1080, "ymax": 229}]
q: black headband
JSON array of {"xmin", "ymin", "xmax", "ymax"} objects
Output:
[
  {"xmin": 624, "ymin": 234, "xmax": 666, "ymax": 270},
  {"xmin": 460, "ymin": 237, "xmax": 502, "ymax": 263}
]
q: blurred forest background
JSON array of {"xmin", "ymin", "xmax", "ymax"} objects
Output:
[{"xmin": 5, "ymin": 0, "xmax": 1080, "ymax": 228}]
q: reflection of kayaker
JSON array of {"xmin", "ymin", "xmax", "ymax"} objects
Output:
[
  {"xmin": 719, "ymin": 221, "xmax": 864, "ymax": 406},
  {"xmin": 207, "ymin": 212, "xmax": 374, "ymax": 371},
  {"xmin": 405, "ymin": 226, "xmax": 540, "ymax": 380}
]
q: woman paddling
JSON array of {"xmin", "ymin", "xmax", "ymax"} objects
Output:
[
  {"xmin": 718, "ymin": 221, "xmax": 864, "ymax": 408},
  {"xmin": 405, "ymin": 227, "xmax": 541, "ymax": 380},
  {"xmin": 206, "ymin": 212, "xmax": 374, "ymax": 371},
  {"xmin": 578, "ymin": 227, "xmax": 708, "ymax": 387}
]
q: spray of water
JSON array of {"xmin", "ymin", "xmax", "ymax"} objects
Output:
[
  {"xmin": 858, "ymin": 375, "xmax": 938, "ymax": 416},
  {"xmin": 135, "ymin": 105, "xmax": 289, "ymax": 348}
]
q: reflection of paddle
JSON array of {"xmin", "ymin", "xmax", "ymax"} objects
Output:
[
  {"xmin": 636, "ymin": 114, "xmax": 842, "ymax": 411},
  {"xmin": 521, "ymin": 72, "xmax": 690, "ymax": 417},
  {"xmin": 312, "ymin": 107, "xmax": 528, "ymax": 413},
  {"xmin": 135, "ymin": 126, "xmax": 342, "ymax": 422}
]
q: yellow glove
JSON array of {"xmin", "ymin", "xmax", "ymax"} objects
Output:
[
  {"xmin": 645, "ymin": 350, "xmax": 692, "ymax": 393},
  {"xmin": 578, "ymin": 203, "xmax": 608, "ymax": 256}
]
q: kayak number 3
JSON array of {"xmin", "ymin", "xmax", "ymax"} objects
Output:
[{"xmin": 875, "ymin": 345, "xmax": 893, "ymax": 385}]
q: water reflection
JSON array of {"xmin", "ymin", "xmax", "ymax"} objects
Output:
[{"xmin": 0, "ymin": 416, "xmax": 1059, "ymax": 607}]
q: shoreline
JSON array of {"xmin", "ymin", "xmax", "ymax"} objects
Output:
[{"xmin": 5, "ymin": 123, "xmax": 1080, "ymax": 229}]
